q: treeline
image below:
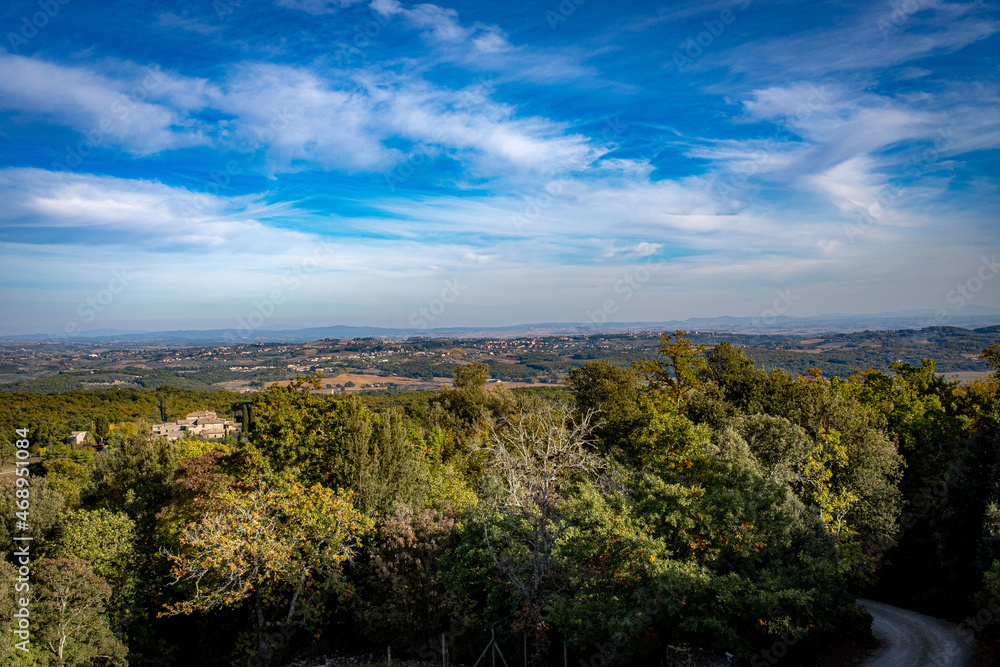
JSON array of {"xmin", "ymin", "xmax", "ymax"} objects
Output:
[
  {"xmin": 0, "ymin": 386, "xmax": 245, "ymax": 447},
  {"xmin": 1, "ymin": 333, "xmax": 1000, "ymax": 666},
  {"xmin": 0, "ymin": 369, "xmax": 265, "ymax": 394}
]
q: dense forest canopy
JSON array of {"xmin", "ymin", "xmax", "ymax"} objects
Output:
[{"xmin": 2, "ymin": 334, "xmax": 1000, "ymax": 666}]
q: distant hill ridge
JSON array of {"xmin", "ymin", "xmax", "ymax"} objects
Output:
[{"xmin": 4, "ymin": 308, "xmax": 1000, "ymax": 343}]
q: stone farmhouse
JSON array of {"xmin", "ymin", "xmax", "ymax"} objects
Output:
[
  {"xmin": 152, "ymin": 410, "xmax": 242, "ymax": 442},
  {"xmin": 65, "ymin": 431, "xmax": 89, "ymax": 447}
]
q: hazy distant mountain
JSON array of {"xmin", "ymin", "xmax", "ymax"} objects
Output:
[{"xmin": 4, "ymin": 308, "xmax": 999, "ymax": 344}]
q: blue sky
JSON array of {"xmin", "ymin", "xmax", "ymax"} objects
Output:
[{"xmin": 0, "ymin": 0, "xmax": 998, "ymax": 334}]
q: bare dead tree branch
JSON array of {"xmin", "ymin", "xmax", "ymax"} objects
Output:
[{"xmin": 478, "ymin": 402, "xmax": 606, "ymax": 664}]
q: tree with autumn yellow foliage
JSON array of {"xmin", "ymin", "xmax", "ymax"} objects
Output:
[
  {"xmin": 634, "ymin": 330, "xmax": 707, "ymax": 410},
  {"xmin": 801, "ymin": 428, "xmax": 858, "ymax": 540},
  {"xmin": 161, "ymin": 472, "xmax": 372, "ymax": 667}
]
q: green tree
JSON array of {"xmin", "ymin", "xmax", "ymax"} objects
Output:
[
  {"xmin": 88, "ymin": 424, "xmax": 178, "ymax": 528},
  {"xmin": 916, "ymin": 342, "xmax": 1000, "ymax": 631},
  {"xmin": 240, "ymin": 403, "xmax": 252, "ymax": 435},
  {"xmin": 453, "ymin": 362, "xmax": 490, "ymax": 389},
  {"xmin": 0, "ymin": 477, "xmax": 65, "ymax": 557},
  {"xmin": 727, "ymin": 413, "xmax": 812, "ymax": 484},
  {"xmin": 85, "ymin": 425, "xmax": 179, "ymax": 661},
  {"xmin": 634, "ymin": 331, "xmax": 706, "ymax": 409},
  {"xmin": 0, "ymin": 434, "xmax": 15, "ymax": 474},
  {"xmin": 700, "ymin": 341, "xmax": 766, "ymax": 413},
  {"xmin": 94, "ymin": 416, "xmax": 110, "ymax": 446},
  {"xmin": 801, "ymin": 429, "xmax": 858, "ymax": 542},
  {"xmin": 249, "ymin": 388, "xmax": 426, "ymax": 516},
  {"xmin": 550, "ymin": 481, "xmax": 699, "ymax": 664},
  {"xmin": 833, "ymin": 359, "xmax": 963, "ymax": 467},
  {"xmin": 34, "ymin": 557, "xmax": 127, "ymax": 666},
  {"xmin": 566, "ymin": 362, "xmax": 648, "ymax": 460},
  {"xmin": 632, "ymin": 407, "xmax": 711, "ymax": 473},
  {"xmin": 54, "ymin": 508, "xmax": 139, "ymax": 626},
  {"xmin": 42, "ymin": 455, "xmax": 91, "ymax": 509},
  {"xmin": 749, "ymin": 368, "xmax": 904, "ymax": 558},
  {"xmin": 429, "ymin": 381, "xmax": 518, "ymax": 429}
]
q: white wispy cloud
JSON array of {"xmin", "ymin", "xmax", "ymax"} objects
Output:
[
  {"xmin": 691, "ymin": 72, "xmax": 998, "ymax": 220},
  {"xmin": 719, "ymin": 1, "xmax": 999, "ymax": 77},
  {"xmin": 0, "ymin": 53, "xmax": 213, "ymax": 156},
  {"xmin": 679, "ymin": 1, "xmax": 999, "ymax": 222},
  {"xmin": 1, "ymin": 0, "xmax": 996, "ymax": 330},
  {"xmin": 0, "ymin": 52, "xmax": 605, "ymax": 177},
  {"xmin": 371, "ymin": 0, "xmax": 511, "ymax": 49},
  {"xmin": 0, "ymin": 168, "xmax": 296, "ymax": 251},
  {"xmin": 208, "ymin": 62, "xmax": 605, "ymax": 175},
  {"xmin": 368, "ymin": 0, "xmax": 597, "ymax": 83}
]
